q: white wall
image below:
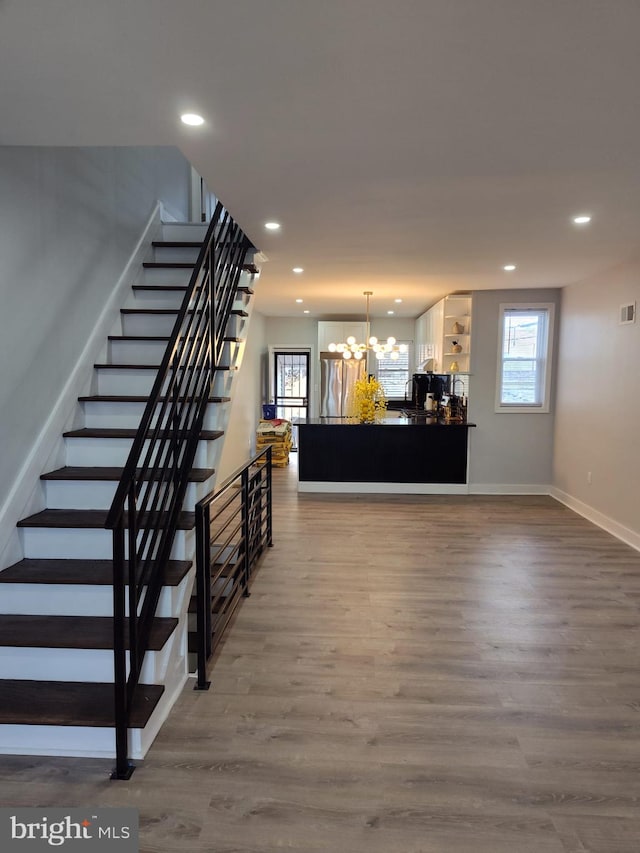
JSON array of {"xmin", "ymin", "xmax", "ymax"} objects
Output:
[
  {"xmin": 215, "ymin": 310, "xmax": 268, "ymax": 482},
  {"xmin": 553, "ymin": 265, "xmax": 640, "ymax": 544},
  {"xmin": 0, "ymin": 145, "xmax": 191, "ymax": 498},
  {"xmin": 467, "ymin": 288, "xmax": 561, "ymax": 490}
]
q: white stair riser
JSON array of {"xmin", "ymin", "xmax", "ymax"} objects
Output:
[
  {"xmin": 128, "ymin": 290, "xmax": 186, "ymax": 310},
  {"xmin": 143, "ymin": 267, "xmax": 193, "ymax": 285},
  {"xmin": 153, "ymin": 247, "xmax": 201, "ymax": 263},
  {"xmin": 109, "ymin": 339, "xmax": 170, "ymax": 365},
  {"xmin": 44, "ymin": 477, "xmax": 213, "ymax": 511},
  {"xmin": 21, "ymin": 527, "xmax": 193, "ymax": 560},
  {"xmin": 161, "ymin": 224, "xmax": 208, "ymax": 242},
  {"xmin": 0, "ymin": 724, "xmax": 118, "ymax": 759},
  {"xmin": 109, "ymin": 331, "xmax": 241, "ymax": 369},
  {"xmin": 82, "ymin": 401, "xmax": 226, "ymax": 431},
  {"xmin": 64, "ymin": 436, "xmax": 217, "ymax": 467},
  {"xmin": 0, "ymin": 645, "xmax": 168, "ymax": 683},
  {"xmin": 121, "ymin": 313, "xmax": 178, "ymax": 336},
  {"xmin": 96, "ymin": 366, "xmax": 232, "ymax": 397},
  {"xmin": 226, "ymin": 315, "xmax": 247, "ymax": 340},
  {"xmin": 96, "ymin": 367, "xmax": 162, "ymax": 395},
  {"xmin": 119, "ymin": 310, "xmax": 242, "ymax": 338},
  {"xmin": 1, "ymin": 581, "xmax": 185, "ymax": 617},
  {"xmin": 0, "ymin": 660, "xmax": 187, "ymax": 759}
]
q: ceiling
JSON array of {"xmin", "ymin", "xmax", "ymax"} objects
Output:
[{"xmin": 2, "ymin": 0, "xmax": 640, "ymax": 319}]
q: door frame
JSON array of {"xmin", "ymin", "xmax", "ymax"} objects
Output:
[{"xmin": 268, "ymin": 345, "xmax": 317, "ymax": 419}]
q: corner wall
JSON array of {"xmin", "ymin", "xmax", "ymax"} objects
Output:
[
  {"xmin": 467, "ymin": 288, "xmax": 562, "ymax": 490},
  {"xmin": 0, "ymin": 145, "xmax": 191, "ymax": 560},
  {"xmin": 553, "ymin": 263, "xmax": 640, "ymax": 546},
  {"xmin": 215, "ymin": 310, "xmax": 268, "ymax": 482}
]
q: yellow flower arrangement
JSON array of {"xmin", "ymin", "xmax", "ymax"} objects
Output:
[{"xmin": 350, "ymin": 376, "xmax": 387, "ymax": 423}]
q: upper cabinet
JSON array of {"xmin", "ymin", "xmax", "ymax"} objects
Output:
[
  {"xmin": 318, "ymin": 321, "xmax": 367, "ymax": 353},
  {"xmin": 415, "ymin": 293, "xmax": 472, "ymax": 374}
]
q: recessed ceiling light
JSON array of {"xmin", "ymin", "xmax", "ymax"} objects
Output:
[
  {"xmin": 503, "ymin": 264, "xmax": 517, "ymax": 271},
  {"xmin": 292, "ymin": 267, "xmax": 304, "ymax": 274},
  {"xmin": 295, "ymin": 298, "xmax": 303, "ymax": 303},
  {"xmin": 572, "ymin": 214, "xmax": 592, "ymax": 225},
  {"xmin": 387, "ymin": 310, "xmax": 395, "ymax": 315},
  {"xmin": 303, "ymin": 309, "xmax": 310, "ymax": 314},
  {"xmin": 264, "ymin": 222, "xmax": 281, "ymax": 231},
  {"xmin": 394, "ymin": 298, "xmax": 403, "ymax": 303},
  {"xmin": 180, "ymin": 113, "xmax": 204, "ymax": 126}
]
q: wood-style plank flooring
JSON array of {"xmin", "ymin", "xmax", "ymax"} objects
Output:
[{"xmin": 2, "ymin": 458, "xmax": 640, "ymax": 852}]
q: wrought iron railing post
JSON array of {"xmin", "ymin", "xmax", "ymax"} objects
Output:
[
  {"xmin": 111, "ymin": 516, "xmax": 134, "ymax": 780},
  {"xmin": 127, "ymin": 482, "xmax": 138, "ymax": 688},
  {"xmin": 266, "ymin": 445, "xmax": 273, "ymax": 547},
  {"xmin": 210, "ymin": 238, "xmax": 217, "ymax": 375},
  {"xmin": 105, "ymin": 203, "xmax": 252, "ymax": 779},
  {"xmin": 241, "ymin": 467, "xmax": 251, "ymax": 596},
  {"xmin": 194, "ymin": 502, "xmax": 211, "ymax": 691}
]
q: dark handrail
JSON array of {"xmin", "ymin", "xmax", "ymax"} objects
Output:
[
  {"xmin": 108, "ymin": 203, "xmax": 252, "ymax": 779},
  {"xmin": 194, "ymin": 446, "xmax": 273, "ymax": 691}
]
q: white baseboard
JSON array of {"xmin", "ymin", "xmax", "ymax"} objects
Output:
[
  {"xmin": 468, "ymin": 483, "xmax": 552, "ymax": 495},
  {"xmin": 550, "ymin": 487, "xmax": 640, "ymax": 553},
  {"xmin": 298, "ymin": 482, "xmax": 469, "ymax": 495},
  {"xmin": 0, "ymin": 203, "xmax": 164, "ymax": 571}
]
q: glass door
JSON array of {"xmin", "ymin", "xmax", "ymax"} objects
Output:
[{"xmin": 273, "ymin": 351, "xmax": 310, "ymax": 450}]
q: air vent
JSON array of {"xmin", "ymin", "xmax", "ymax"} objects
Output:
[{"xmin": 619, "ymin": 302, "xmax": 636, "ymax": 325}]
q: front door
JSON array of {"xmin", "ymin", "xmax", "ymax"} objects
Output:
[{"xmin": 273, "ymin": 351, "xmax": 310, "ymax": 450}]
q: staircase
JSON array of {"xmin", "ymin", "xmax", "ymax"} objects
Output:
[{"xmin": 0, "ymin": 217, "xmax": 255, "ymax": 762}]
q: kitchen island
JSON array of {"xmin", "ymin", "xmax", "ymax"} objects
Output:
[{"xmin": 296, "ymin": 416, "xmax": 476, "ymax": 493}]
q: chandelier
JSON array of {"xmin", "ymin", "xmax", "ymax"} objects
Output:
[{"xmin": 327, "ymin": 291, "xmax": 407, "ymax": 362}]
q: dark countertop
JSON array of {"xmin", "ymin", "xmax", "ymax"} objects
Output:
[{"xmin": 296, "ymin": 417, "xmax": 476, "ymax": 427}]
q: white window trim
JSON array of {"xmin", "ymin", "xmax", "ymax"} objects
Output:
[
  {"xmin": 495, "ymin": 303, "xmax": 555, "ymax": 414},
  {"xmin": 373, "ymin": 341, "xmax": 413, "ymax": 399}
]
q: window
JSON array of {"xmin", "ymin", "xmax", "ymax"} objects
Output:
[
  {"xmin": 496, "ymin": 304, "xmax": 554, "ymax": 413},
  {"xmin": 375, "ymin": 341, "xmax": 412, "ymax": 399}
]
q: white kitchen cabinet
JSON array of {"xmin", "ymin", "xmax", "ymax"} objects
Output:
[
  {"xmin": 415, "ymin": 293, "xmax": 472, "ymax": 375},
  {"xmin": 318, "ymin": 321, "xmax": 367, "ymax": 353}
]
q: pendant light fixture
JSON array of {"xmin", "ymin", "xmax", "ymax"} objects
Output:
[{"xmin": 327, "ymin": 291, "xmax": 407, "ymax": 363}]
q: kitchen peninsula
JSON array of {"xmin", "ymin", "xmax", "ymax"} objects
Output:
[{"xmin": 296, "ymin": 415, "xmax": 476, "ymax": 493}]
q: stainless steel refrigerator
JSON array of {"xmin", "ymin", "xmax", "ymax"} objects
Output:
[{"xmin": 320, "ymin": 352, "xmax": 366, "ymax": 417}]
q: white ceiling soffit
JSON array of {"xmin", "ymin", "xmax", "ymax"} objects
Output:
[{"xmin": 2, "ymin": 0, "xmax": 640, "ymax": 317}]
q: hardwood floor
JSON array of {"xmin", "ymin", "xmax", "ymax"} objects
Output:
[{"xmin": 2, "ymin": 458, "xmax": 640, "ymax": 852}]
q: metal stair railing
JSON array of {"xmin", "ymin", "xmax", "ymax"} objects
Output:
[
  {"xmin": 194, "ymin": 446, "xmax": 273, "ymax": 691},
  {"xmin": 106, "ymin": 202, "xmax": 253, "ymax": 779}
]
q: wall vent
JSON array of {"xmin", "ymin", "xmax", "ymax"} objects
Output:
[{"xmin": 619, "ymin": 302, "xmax": 636, "ymax": 325}]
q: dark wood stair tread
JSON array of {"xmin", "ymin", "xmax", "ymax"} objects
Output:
[
  {"xmin": 41, "ymin": 466, "xmax": 215, "ymax": 483},
  {"xmin": 152, "ymin": 241, "xmax": 202, "ymax": 248},
  {"xmin": 0, "ymin": 680, "xmax": 164, "ymax": 728},
  {"xmin": 0, "ymin": 615, "xmax": 178, "ymax": 650},
  {"xmin": 62, "ymin": 427, "xmax": 224, "ymax": 441},
  {"xmin": 143, "ymin": 262, "xmax": 195, "ymax": 269},
  {"xmin": 0, "ymin": 558, "xmax": 191, "ymax": 586},
  {"xmin": 78, "ymin": 395, "xmax": 230, "ymax": 404},
  {"xmin": 93, "ymin": 363, "xmax": 235, "ymax": 370},
  {"xmin": 223, "ymin": 336, "xmax": 244, "ymax": 343},
  {"xmin": 237, "ymin": 286, "xmax": 254, "ymax": 295},
  {"xmin": 108, "ymin": 335, "xmax": 171, "ymax": 341},
  {"xmin": 121, "ymin": 308, "xmax": 180, "ymax": 315},
  {"xmin": 17, "ymin": 508, "xmax": 196, "ymax": 530},
  {"xmin": 120, "ymin": 307, "xmax": 248, "ymax": 317},
  {"xmin": 132, "ymin": 285, "xmax": 188, "ymax": 292}
]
